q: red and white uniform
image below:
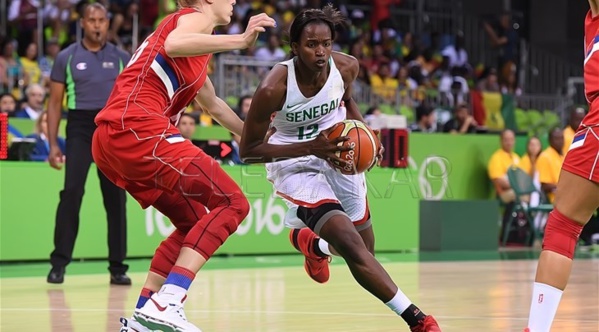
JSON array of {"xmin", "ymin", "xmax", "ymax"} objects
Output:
[
  {"xmin": 93, "ymin": 8, "xmax": 216, "ymax": 208},
  {"xmin": 563, "ymin": 10, "xmax": 599, "ymax": 183}
]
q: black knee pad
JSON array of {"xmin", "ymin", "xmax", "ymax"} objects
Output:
[{"xmin": 297, "ymin": 203, "xmax": 345, "ymax": 231}]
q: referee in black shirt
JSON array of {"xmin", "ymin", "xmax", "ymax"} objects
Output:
[{"xmin": 46, "ymin": 3, "xmax": 131, "ymax": 285}]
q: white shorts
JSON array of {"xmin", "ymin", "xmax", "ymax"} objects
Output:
[{"xmin": 266, "ymin": 155, "xmax": 370, "ymax": 230}]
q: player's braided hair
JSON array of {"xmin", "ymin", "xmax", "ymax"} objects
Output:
[{"xmin": 288, "ymin": 4, "xmax": 346, "ymax": 47}]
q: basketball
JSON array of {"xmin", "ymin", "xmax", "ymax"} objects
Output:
[{"xmin": 326, "ymin": 120, "xmax": 380, "ymax": 175}]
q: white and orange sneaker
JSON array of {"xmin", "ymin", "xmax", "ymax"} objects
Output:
[{"xmin": 133, "ymin": 293, "xmax": 201, "ymax": 332}]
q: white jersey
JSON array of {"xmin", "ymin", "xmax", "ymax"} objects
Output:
[
  {"xmin": 265, "ymin": 56, "xmax": 370, "ymax": 228},
  {"xmin": 268, "ymin": 57, "xmax": 346, "ymax": 145}
]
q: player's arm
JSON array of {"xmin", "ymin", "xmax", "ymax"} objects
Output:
[
  {"xmin": 590, "ymin": 0, "xmax": 599, "ymax": 17},
  {"xmin": 195, "ymin": 77, "xmax": 244, "ymax": 137},
  {"xmin": 239, "ymin": 66, "xmax": 350, "ymax": 164},
  {"xmin": 333, "ymin": 52, "xmax": 364, "ymax": 122},
  {"xmin": 165, "ymin": 13, "xmax": 276, "ymax": 57}
]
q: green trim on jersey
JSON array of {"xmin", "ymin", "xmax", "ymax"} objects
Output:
[
  {"xmin": 119, "ymin": 59, "xmax": 124, "ymax": 73},
  {"xmin": 65, "ymin": 54, "xmax": 76, "ymax": 110}
]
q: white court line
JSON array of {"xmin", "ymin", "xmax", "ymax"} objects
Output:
[{"xmin": 0, "ymin": 307, "xmax": 597, "ymax": 323}]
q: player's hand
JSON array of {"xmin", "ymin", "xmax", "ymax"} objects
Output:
[
  {"xmin": 48, "ymin": 145, "xmax": 65, "ymax": 170},
  {"xmin": 310, "ymin": 130, "xmax": 353, "ymax": 168},
  {"xmin": 242, "ymin": 14, "xmax": 277, "ymax": 49},
  {"xmin": 368, "ymin": 129, "xmax": 384, "ymax": 171}
]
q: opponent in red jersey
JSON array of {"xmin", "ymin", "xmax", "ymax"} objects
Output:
[
  {"xmin": 524, "ymin": 2, "xmax": 599, "ymax": 332},
  {"xmin": 92, "ymin": 0, "xmax": 275, "ymax": 331}
]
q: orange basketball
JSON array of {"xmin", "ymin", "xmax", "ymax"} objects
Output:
[{"xmin": 326, "ymin": 120, "xmax": 380, "ymax": 175}]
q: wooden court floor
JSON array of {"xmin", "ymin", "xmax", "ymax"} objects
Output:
[{"xmin": 0, "ymin": 255, "xmax": 597, "ymax": 332}]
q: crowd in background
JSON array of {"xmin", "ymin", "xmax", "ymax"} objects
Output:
[
  {"xmin": 2, "ymin": 0, "xmax": 596, "ymax": 246},
  {"xmin": 2, "ymin": 0, "xmax": 523, "ymax": 131}
]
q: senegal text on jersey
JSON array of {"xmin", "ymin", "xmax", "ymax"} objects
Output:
[{"xmin": 285, "ymin": 98, "xmax": 340, "ymax": 123}]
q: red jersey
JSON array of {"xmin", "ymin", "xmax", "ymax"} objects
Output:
[
  {"xmin": 96, "ymin": 8, "xmax": 211, "ymax": 129},
  {"xmin": 583, "ymin": 10, "xmax": 599, "ymax": 125}
]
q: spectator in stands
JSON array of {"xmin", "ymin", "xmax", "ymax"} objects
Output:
[
  {"xmin": 488, "ymin": 129, "xmax": 520, "ymax": 203},
  {"xmin": 483, "ymin": 12, "xmax": 520, "ymax": 88},
  {"xmin": 39, "ymin": 39, "xmax": 61, "ymax": 86},
  {"xmin": 254, "ymin": 33, "xmax": 287, "ymax": 61},
  {"xmin": 14, "ymin": 83, "xmax": 45, "ymax": 120},
  {"xmin": 476, "ymin": 67, "xmax": 501, "ymax": 92},
  {"xmin": 177, "ymin": 113, "xmax": 197, "ymax": 140},
  {"xmin": 26, "ymin": 111, "xmax": 66, "ymax": 162},
  {"xmin": 441, "ymin": 33, "xmax": 469, "ymax": 71},
  {"xmin": 363, "ymin": 43, "xmax": 390, "ymax": 75},
  {"xmin": 236, "ymin": 95, "xmax": 252, "ymax": 121},
  {"xmin": 0, "ymin": 37, "xmax": 25, "ymax": 96},
  {"xmin": 409, "ymin": 104, "xmax": 437, "ymax": 133},
  {"xmin": 44, "ymin": 0, "xmax": 74, "ymax": 46},
  {"xmin": 438, "ymin": 66, "xmax": 469, "ymax": 107},
  {"xmin": 0, "ymin": 93, "xmax": 19, "ymax": 117},
  {"xmin": 110, "ymin": 1, "xmax": 139, "ymax": 50},
  {"xmin": 442, "ymin": 103, "xmax": 478, "ymax": 134},
  {"xmin": 20, "ymin": 42, "xmax": 42, "ymax": 87},
  {"xmin": 399, "ymin": 31, "xmax": 415, "ymax": 59},
  {"xmin": 537, "ymin": 128, "xmax": 565, "ymax": 203},
  {"xmin": 7, "ymin": 0, "xmax": 39, "ymax": 56},
  {"xmin": 518, "ymin": 136, "xmax": 542, "ymax": 177},
  {"xmin": 234, "ymin": 0, "xmax": 252, "ymax": 20},
  {"xmin": 370, "ymin": 62, "xmax": 398, "ymax": 103},
  {"xmin": 562, "ymin": 107, "xmax": 587, "ymax": 154}
]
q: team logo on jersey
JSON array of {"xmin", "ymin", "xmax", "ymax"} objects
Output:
[
  {"xmin": 285, "ymin": 98, "xmax": 340, "ymax": 122},
  {"xmin": 569, "ymin": 131, "xmax": 587, "ymax": 151},
  {"xmin": 165, "ymin": 134, "xmax": 185, "ymax": 144},
  {"xmin": 76, "ymin": 62, "xmax": 87, "ymax": 70},
  {"xmin": 102, "ymin": 61, "xmax": 115, "ymax": 69}
]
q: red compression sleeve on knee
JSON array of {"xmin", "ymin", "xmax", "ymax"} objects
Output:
[
  {"xmin": 150, "ymin": 230, "xmax": 186, "ymax": 278},
  {"xmin": 542, "ymin": 209, "xmax": 584, "ymax": 259}
]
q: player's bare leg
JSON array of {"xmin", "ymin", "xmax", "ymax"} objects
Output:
[
  {"xmin": 303, "ymin": 206, "xmax": 440, "ymax": 331},
  {"xmin": 526, "ymin": 170, "xmax": 599, "ymax": 332},
  {"xmin": 290, "ymin": 220, "xmax": 375, "ymax": 283}
]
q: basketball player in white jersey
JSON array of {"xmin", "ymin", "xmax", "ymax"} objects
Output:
[{"xmin": 239, "ymin": 6, "xmax": 441, "ymax": 332}]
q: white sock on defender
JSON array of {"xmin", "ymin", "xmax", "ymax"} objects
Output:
[
  {"xmin": 528, "ymin": 282, "xmax": 563, "ymax": 332},
  {"xmin": 318, "ymin": 238, "xmax": 333, "ymax": 256},
  {"xmin": 385, "ymin": 290, "xmax": 412, "ymax": 315}
]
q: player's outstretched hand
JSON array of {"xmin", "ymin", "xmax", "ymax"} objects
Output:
[
  {"xmin": 310, "ymin": 131, "xmax": 353, "ymax": 167},
  {"xmin": 48, "ymin": 145, "xmax": 65, "ymax": 170},
  {"xmin": 242, "ymin": 14, "xmax": 277, "ymax": 49}
]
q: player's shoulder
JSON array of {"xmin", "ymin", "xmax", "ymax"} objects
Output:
[
  {"xmin": 332, "ymin": 52, "xmax": 359, "ymax": 79},
  {"xmin": 259, "ymin": 63, "xmax": 289, "ymax": 95}
]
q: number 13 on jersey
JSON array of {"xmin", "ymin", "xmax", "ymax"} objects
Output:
[{"xmin": 298, "ymin": 124, "xmax": 319, "ymax": 140}]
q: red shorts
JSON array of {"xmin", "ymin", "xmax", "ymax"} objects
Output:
[
  {"xmin": 92, "ymin": 121, "xmax": 203, "ymax": 208},
  {"xmin": 562, "ymin": 125, "xmax": 599, "ymax": 184}
]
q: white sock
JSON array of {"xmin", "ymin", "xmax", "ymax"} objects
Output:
[
  {"xmin": 158, "ymin": 284, "xmax": 187, "ymax": 302},
  {"xmin": 527, "ymin": 282, "xmax": 563, "ymax": 332},
  {"xmin": 318, "ymin": 238, "xmax": 333, "ymax": 256},
  {"xmin": 385, "ymin": 290, "xmax": 412, "ymax": 315}
]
